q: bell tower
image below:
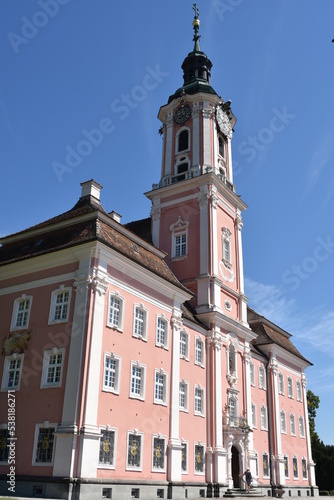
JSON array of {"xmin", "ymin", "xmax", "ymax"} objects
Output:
[{"xmin": 145, "ymin": 4, "xmax": 248, "ymax": 328}]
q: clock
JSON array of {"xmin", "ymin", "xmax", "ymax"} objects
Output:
[
  {"xmin": 174, "ymin": 104, "xmax": 191, "ymax": 125},
  {"xmin": 216, "ymin": 106, "xmax": 233, "ymax": 140}
]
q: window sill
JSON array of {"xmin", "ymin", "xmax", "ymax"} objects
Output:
[
  {"xmin": 171, "ymin": 255, "xmax": 187, "ymax": 262},
  {"xmin": 102, "ymin": 387, "xmax": 120, "ymax": 395}
]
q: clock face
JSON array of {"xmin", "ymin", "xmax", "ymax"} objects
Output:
[{"xmin": 174, "ymin": 104, "xmax": 191, "ymax": 125}]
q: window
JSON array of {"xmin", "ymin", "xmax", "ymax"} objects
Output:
[
  {"xmin": 178, "ymin": 129, "xmax": 189, "ymax": 152},
  {"xmin": 2, "ymin": 354, "xmax": 24, "ymax": 390},
  {"xmin": 290, "ymin": 413, "xmax": 296, "ymax": 436},
  {"xmin": 222, "ymin": 227, "xmax": 231, "ymax": 264},
  {"xmin": 156, "ymin": 316, "xmax": 168, "ymax": 348},
  {"xmin": 194, "ymin": 386, "xmax": 204, "ymax": 416},
  {"xmin": 218, "ymin": 136, "xmax": 225, "ymax": 158},
  {"xmin": 195, "ymin": 337, "xmax": 204, "ymax": 366},
  {"xmin": 130, "ymin": 362, "xmax": 146, "ymax": 400},
  {"xmin": 287, "ymin": 377, "xmax": 293, "ymax": 398},
  {"xmin": 229, "ymin": 396, "xmax": 238, "ymax": 424},
  {"xmin": 127, "ymin": 432, "xmax": 143, "ymax": 470},
  {"xmin": 299, "ymin": 416, "xmax": 305, "ymax": 438},
  {"xmin": 0, "ymin": 428, "xmax": 9, "ymax": 463},
  {"xmin": 180, "ymin": 330, "xmax": 189, "ymax": 360},
  {"xmin": 99, "ymin": 428, "xmax": 116, "ymax": 467},
  {"xmin": 278, "ymin": 373, "xmax": 284, "ymax": 394},
  {"xmin": 49, "ymin": 287, "xmax": 71, "ymax": 324},
  {"xmin": 41, "ymin": 349, "xmax": 64, "ymax": 388},
  {"xmin": 228, "ymin": 341, "xmax": 237, "ymax": 376},
  {"xmin": 33, "ymin": 424, "xmax": 56, "ymax": 465},
  {"xmin": 194, "ymin": 443, "xmax": 205, "ymax": 473},
  {"xmin": 296, "ymin": 380, "xmax": 302, "ymax": 401},
  {"xmin": 152, "ymin": 435, "xmax": 166, "ymax": 471},
  {"xmin": 250, "ymin": 362, "xmax": 255, "ymax": 386},
  {"xmin": 302, "ymin": 458, "xmax": 307, "ymax": 479},
  {"xmin": 280, "ymin": 410, "xmax": 287, "ymax": 433},
  {"xmin": 170, "ymin": 216, "xmax": 189, "ymax": 259},
  {"xmin": 293, "ymin": 457, "xmax": 298, "ymax": 479},
  {"xmin": 133, "ymin": 305, "xmax": 148, "ymax": 340},
  {"xmin": 181, "ymin": 441, "xmax": 188, "ymax": 472},
  {"xmin": 107, "ymin": 293, "xmax": 124, "ymax": 331},
  {"xmin": 103, "ymin": 353, "xmax": 121, "ymax": 394},
  {"xmin": 154, "ymin": 370, "xmax": 168, "ymax": 405},
  {"xmin": 11, "ymin": 295, "xmax": 32, "ymax": 330},
  {"xmin": 179, "ymin": 380, "xmax": 189, "ymax": 411},
  {"xmin": 260, "ymin": 405, "xmax": 267, "ymax": 430},
  {"xmin": 259, "ymin": 365, "xmax": 266, "ymax": 390},
  {"xmin": 251, "ymin": 402, "xmax": 257, "ymax": 428},
  {"xmin": 263, "ymin": 452, "xmax": 270, "ymax": 477},
  {"xmin": 284, "ymin": 456, "xmax": 289, "ymax": 478}
]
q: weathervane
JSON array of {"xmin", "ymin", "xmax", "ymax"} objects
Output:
[{"xmin": 193, "ymin": 3, "xmax": 199, "ymax": 19}]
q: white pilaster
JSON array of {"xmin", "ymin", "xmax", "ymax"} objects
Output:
[
  {"xmin": 77, "ymin": 264, "xmax": 108, "ymax": 478},
  {"xmin": 197, "ymin": 187, "xmax": 210, "ymax": 306},
  {"xmin": 236, "ymin": 214, "xmax": 248, "ymax": 326},
  {"xmin": 53, "ymin": 254, "xmax": 92, "ymax": 478},
  {"xmin": 202, "ymin": 104, "xmax": 212, "ymax": 168},
  {"xmin": 244, "ymin": 348, "xmax": 253, "ymax": 450},
  {"xmin": 151, "ymin": 203, "xmax": 161, "ymax": 248},
  {"xmin": 192, "ymin": 104, "xmax": 200, "ymax": 168},
  {"xmin": 167, "ymin": 310, "xmax": 182, "ymax": 481},
  {"xmin": 164, "ymin": 117, "xmax": 173, "ymax": 176},
  {"xmin": 269, "ymin": 356, "xmax": 284, "ymax": 485},
  {"xmin": 301, "ymin": 373, "xmax": 317, "ymax": 487},
  {"xmin": 227, "ymin": 138, "xmax": 233, "ymax": 184}
]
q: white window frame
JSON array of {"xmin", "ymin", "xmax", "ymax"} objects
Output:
[
  {"xmin": 133, "ymin": 304, "xmax": 148, "ymax": 341},
  {"xmin": 287, "ymin": 376, "xmax": 294, "ymax": 398},
  {"xmin": 126, "ymin": 431, "xmax": 143, "ymax": 471},
  {"xmin": 284, "ymin": 455, "xmax": 289, "ymax": 478},
  {"xmin": 11, "ymin": 295, "xmax": 32, "ymax": 330},
  {"xmin": 154, "ymin": 369, "xmax": 168, "ymax": 406},
  {"xmin": 296, "ymin": 380, "xmax": 302, "ymax": 401},
  {"xmin": 258, "ymin": 365, "xmax": 266, "ymax": 390},
  {"xmin": 152, "ymin": 434, "xmax": 167, "ymax": 472},
  {"xmin": 41, "ymin": 348, "xmax": 65, "ymax": 389},
  {"xmin": 299, "ymin": 416, "xmax": 305, "ymax": 438},
  {"xmin": 280, "ymin": 410, "xmax": 287, "ymax": 434},
  {"xmin": 107, "ymin": 292, "xmax": 124, "ymax": 332},
  {"xmin": 290, "ymin": 413, "xmax": 296, "ymax": 436},
  {"xmin": 32, "ymin": 423, "xmax": 57, "ymax": 466},
  {"xmin": 262, "ymin": 452, "xmax": 270, "ymax": 478},
  {"xmin": 293, "ymin": 456, "xmax": 298, "ymax": 479},
  {"xmin": 250, "ymin": 362, "xmax": 255, "ymax": 386},
  {"xmin": 302, "ymin": 458, "xmax": 308, "ymax": 479},
  {"xmin": 129, "ymin": 361, "xmax": 146, "ymax": 401},
  {"xmin": 102, "ymin": 352, "xmax": 121, "ymax": 394},
  {"xmin": 278, "ymin": 372, "xmax": 284, "ymax": 395},
  {"xmin": 194, "ymin": 385, "xmax": 205, "ymax": 416},
  {"xmin": 155, "ymin": 315, "xmax": 169, "ymax": 349},
  {"xmin": 251, "ymin": 402, "xmax": 257, "ymax": 429},
  {"xmin": 195, "ymin": 337, "xmax": 204, "ymax": 367},
  {"xmin": 181, "ymin": 440, "xmax": 188, "ymax": 474},
  {"xmin": 222, "ymin": 227, "xmax": 232, "ymax": 265},
  {"xmin": 260, "ymin": 405, "xmax": 268, "ymax": 430},
  {"xmin": 98, "ymin": 426, "xmax": 117, "ymax": 469},
  {"xmin": 180, "ymin": 330, "xmax": 189, "ymax": 360},
  {"xmin": 194, "ymin": 442, "xmax": 205, "ymax": 474},
  {"xmin": 179, "ymin": 379, "xmax": 189, "ymax": 412},
  {"xmin": 176, "ymin": 127, "xmax": 191, "ymax": 153},
  {"xmin": 170, "ymin": 216, "xmax": 189, "ymax": 261},
  {"xmin": 48, "ymin": 286, "xmax": 71, "ymax": 324},
  {"xmin": 1, "ymin": 354, "xmax": 24, "ymax": 391}
]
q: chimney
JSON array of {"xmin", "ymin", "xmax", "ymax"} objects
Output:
[
  {"xmin": 109, "ymin": 211, "xmax": 122, "ymax": 223},
  {"xmin": 80, "ymin": 179, "xmax": 103, "ymax": 201}
]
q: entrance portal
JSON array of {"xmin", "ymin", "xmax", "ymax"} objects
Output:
[{"xmin": 231, "ymin": 446, "xmax": 240, "ymax": 488}]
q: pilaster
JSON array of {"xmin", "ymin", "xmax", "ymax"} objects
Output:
[{"xmin": 301, "ymin": 373, "xmax": 316, "ymax": 487}]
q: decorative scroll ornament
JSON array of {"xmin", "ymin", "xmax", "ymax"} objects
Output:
[
  {"xmin": 103, "ymin": 439, "xmax": 110, "ymax": 453},
  {"xmin": 219, "ymin": 260, "xmax": 235, "ymax": 282},
  {"xmin": 216, "ymin": 106, "xmax": 233, "ymax": 140},
  {"xmin": 42, "ymin": 437, "xmax": 50, "ymax": 450},
  {"xmin": 130, "ymin": 441, "xmax": 138, "ymax": 456}
]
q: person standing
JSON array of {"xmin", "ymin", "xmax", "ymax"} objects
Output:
[{"xmin": 240, "ymin": 468, "xmax": 252, "ymax": 493}]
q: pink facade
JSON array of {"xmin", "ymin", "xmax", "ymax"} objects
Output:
[{"xmin": 0, "ymin": 8, "xmax": 317, "ymax": 500}]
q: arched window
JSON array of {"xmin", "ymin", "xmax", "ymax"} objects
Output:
[
  {"xmin": 218, "ymin": 135, "xmax": 225, "ymax": 158},
  {"xmin": 178, "ymin": 130, "xmax": 189, "ymax": 152},
  {"xmin": 228, "ymin": 343, "xmax": 237, "ymax": 375}
]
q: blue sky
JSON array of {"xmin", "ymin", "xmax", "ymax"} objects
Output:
[{"xmin": 1, "ymin": 1, "xmax": 334, "ymax": 444}]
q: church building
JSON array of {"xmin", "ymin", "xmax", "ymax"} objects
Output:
[{"xmin": 0, "ymin": 6, "xmax": 317, "ymax": 500}]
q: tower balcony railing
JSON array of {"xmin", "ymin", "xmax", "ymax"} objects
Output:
[{"xmin": 152, "ymin": 166, "xmax": 201, "ymax": 189}]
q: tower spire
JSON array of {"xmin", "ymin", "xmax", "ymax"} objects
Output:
[{"xmin": 192, "ymin": 3, "xmax": 201, "ymax": 52}]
